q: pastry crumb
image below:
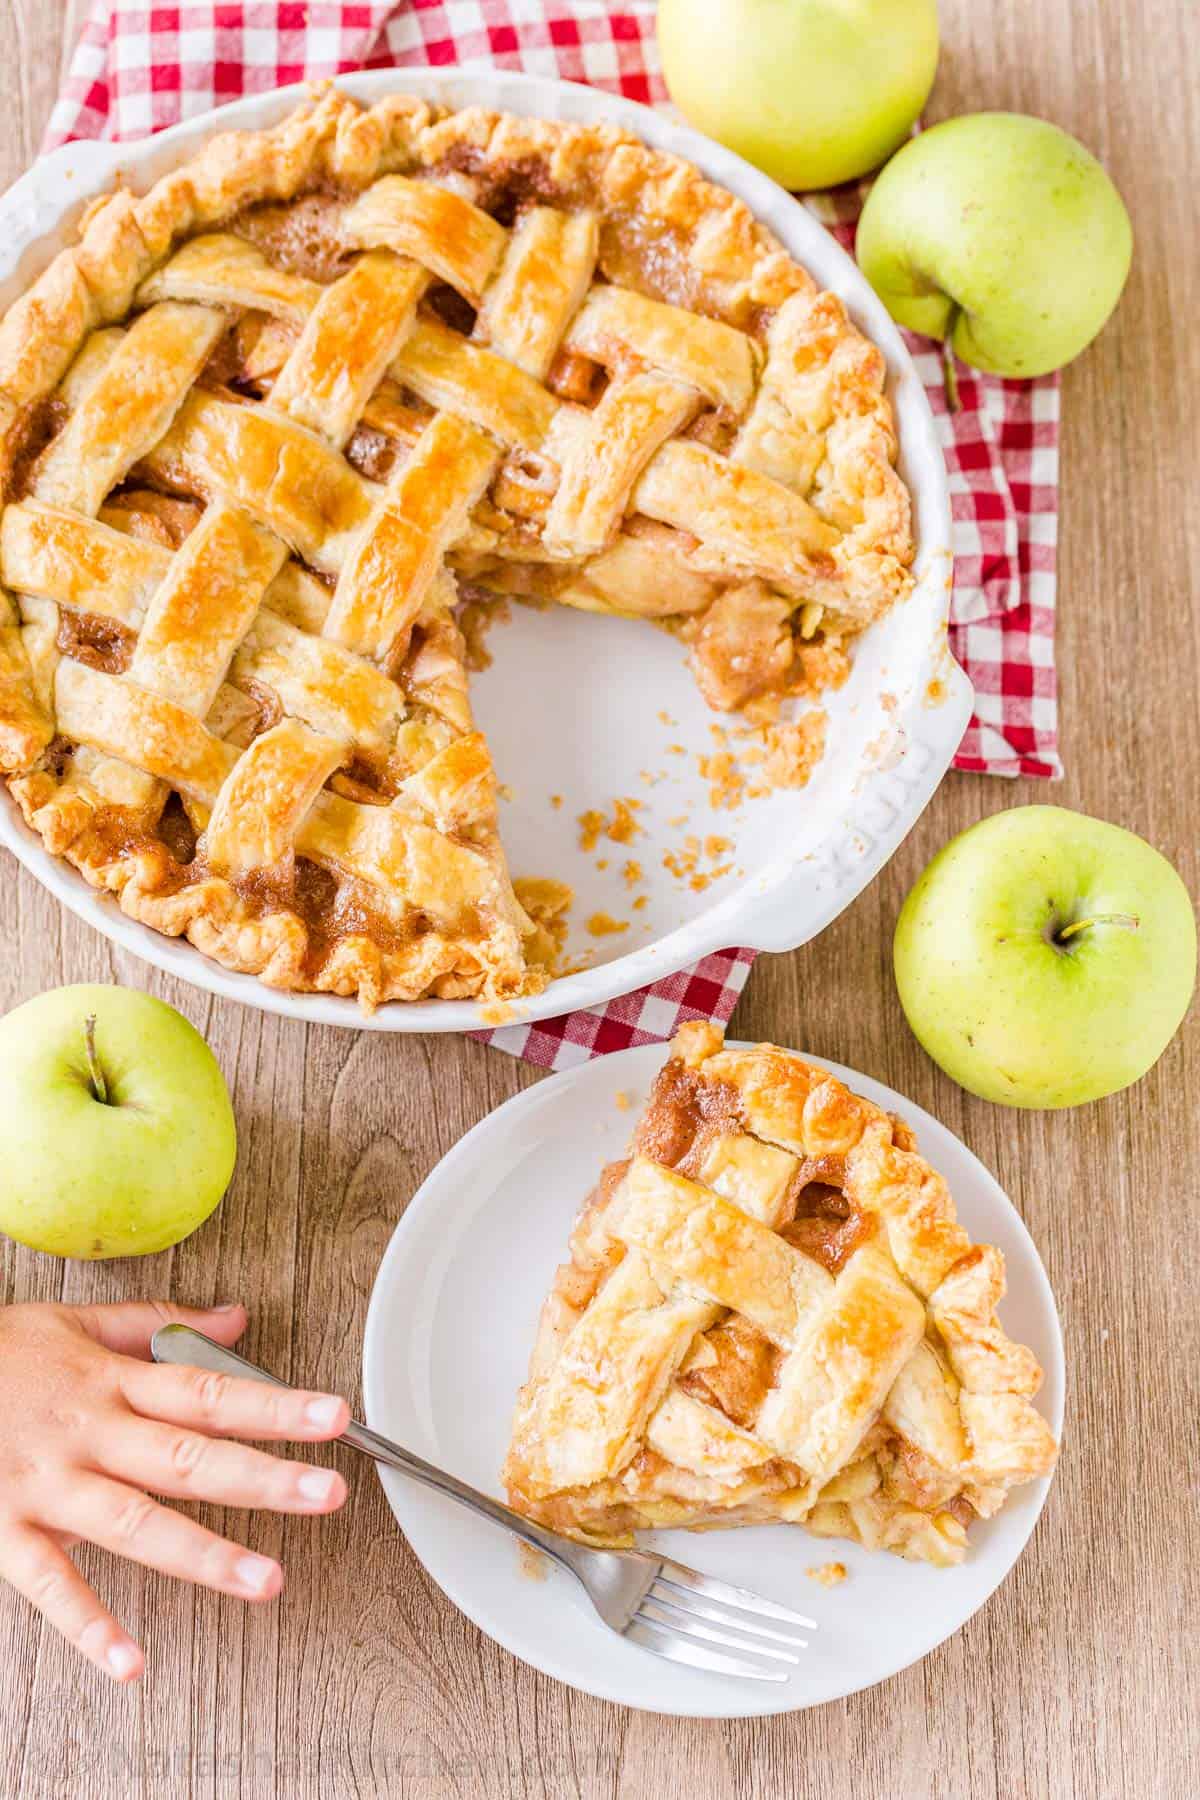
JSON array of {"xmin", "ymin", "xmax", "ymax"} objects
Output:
[
  {"xmin": 578, "ymin": 808, "xmax": 605, "ymax": 852},
  {"xmin": 477, "ymin": 1000, "xmax": 516, "ymax": 1025},
  {"xmin": 862, "ymin": 723, "xmax": 905, "ymax": 774},
  {"xmin": 514, "ymin": 876, "xmax": 573, "ymax": 975},
  {"xmin": 550, "ymin": 793, "xmax": 563, "ymax": 809},
  {"xmin": 759, "ymin": 714, "xmax": 827, "ymax": 786},
  {"xmin": 622, "ymin": 859, "xmax": 644, "ymax": 888},
  {"xmin": 806, "ymin": 1562, "xmax": 847, "ymax": 1588},
  {"xmin": 607, "ymin": 798, "xmax": 643, "ymax": 844},
  {"xmin": 614, "ymin": 1089, "xmax": 632, "ymax": 1112},
  {"xmin": 691, "ymin": 866, "xmax": 732, "ymax": 892},
  {"xmin": 577, "ymin": 796, "xmax": 644, "ymax": 852},
  {"xmin": 697, "ymin": 711, "xmax": 828, "ymax": 807},
  {"xmin": 554, "ymin": 950, "xmax": 598, "ymax": 977},
  {"xmin": 663, "ymin": 835, "xmax": 735, "ymax": 891},
  {"xmin": 587, "ymin": 911, "xmax": 630, "ymax": 937},
  {"xmin": 698, "ymin": 727, "xmax": 745, "ymax": 810},
  {"xmin": 657, "ymin": 710, "xmax": 677, "ymax": 726},
  {"xmin": 518, "ymin": 1541, "xmax": 549, "ymax": 1582}
]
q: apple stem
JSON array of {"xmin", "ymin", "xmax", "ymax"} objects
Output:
[
  {"xmin": 1056, "ymin": 913, "xmax": 1140, "ymax": 943},
  {"xmin": 942, "ymin": 328, "xmax": 962, "ymax": 415},
  {"xmin": 83, "ymin": 1014, "xmax": 109, "ymax": 1105}
]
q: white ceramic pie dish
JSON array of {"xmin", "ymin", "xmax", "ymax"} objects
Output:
[
  {"xmin": 362, "ymin": 1043, "xmax": 1063, "ymax": 1716},
  {"xmin": 0, "ymin": 70, "xmax": 966, "ymax": 1032}
]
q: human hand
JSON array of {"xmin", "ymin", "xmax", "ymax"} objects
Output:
[{"xmin": 0, "ymin": 1299, "xmax": 349, "ymax": 1683}]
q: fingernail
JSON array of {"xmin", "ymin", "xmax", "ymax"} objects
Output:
[
  {"xmin": 212, "ymin": 1302, "xmax": 243, "ymax": 1314},
  {"xmin": 235, "ymin": 1555, "xmax": 277, "ymax": 1595},
  {"xmin": 297, "ymin": 1468, "xmax": 339, "ymax": 1503},
  {"xmin": 106, "ymin": 1641, "xmax": 140, "ymax": 1680},
  {"xmin": 303, "ymin": 1395, "xmax": 343, "ymax": 1430}
]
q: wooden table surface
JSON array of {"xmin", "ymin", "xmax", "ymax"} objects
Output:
[{"xmin": 1, "ymin": 3, "xmax": 1196, "ymax": 1795}]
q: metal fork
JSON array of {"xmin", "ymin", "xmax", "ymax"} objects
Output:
[{"xmin": 151, "ymin": 1325, "xmax": 816, "ymax": 1684}]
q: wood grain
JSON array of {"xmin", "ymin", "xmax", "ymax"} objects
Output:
[{"xmin": 0, "ymin": 4, "xmax": 1197, "ymax": 1795}]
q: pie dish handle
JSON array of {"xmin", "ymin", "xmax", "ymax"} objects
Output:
[{"xmin": 737, "ymin": 659, "xmax": 975, "ymax": 955}]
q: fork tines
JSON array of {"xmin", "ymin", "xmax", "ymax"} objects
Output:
[
  {"xmin": 625, "ymin": 1557, "xmax": 817, "ymax": 1683},
  {"xmin": 656, "ymin": 1556, "xmax": 819, "ymax": 1630}
]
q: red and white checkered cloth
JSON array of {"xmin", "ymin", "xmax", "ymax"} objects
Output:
[{"xmin": 42, "ymin": 1, "xmax": 1061, "ymax": 1066}]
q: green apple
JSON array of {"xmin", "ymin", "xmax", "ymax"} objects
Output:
[
  {"xmin": 658, "ymin": 0, "xmax": 938, "ymax": 192},
  {"xmin": 0, "ymin": 984, "xmax": 237, "ymax": 1258},
  {"xmin": 894, "ymin": 808, "xmax": 1196, "ymax": 1108},
  {"xmin": 857, "ymin": 113, "xmax": 1132, "ymax": 391}
]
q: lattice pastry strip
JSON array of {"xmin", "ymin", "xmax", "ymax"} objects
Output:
[
  {"xmin": 54, "ymin": 659, "xmax": 238, "ymax": 802},
  {"xmin": 0, "ymin": 502, "xmax": 404, "ymax": 759},
  {"xmin": 139, "ymin": 389, "xmax": 373, "ymax": 573},
  {"xmin": 205, "ymin": 718, "xmax": 344, "ymax": 876},
  {"xmin": 126, "ymin": 503, "xmax": 286, "ymax": 716},
  {"xmin": 33, "ymin": 303, "xmax": 226, "ymax": 517},
  {"xmin": 138, "ymin": 232, "xmax": 321, "ymax": 320},
  {"xmin": 343, "ymin": 176, "xmax": 509, "ymax": 304},
  {"xmin": 268, "ymin": 250, "xmax": 430, "ymax": 446},
  {"xmin": 325, "ymin": 412, "xmax": 499, "ymax": 663},
  {"xmin": 504, "ymin": 1025, "xmax": 1058, "ymax": 1565},
  {"xmin": 476, "ymin": 207, "xmax": 599, "ymax": 380},
  {"xmin": 394, "ymin": 319, "xmax": 559, "ymax": 452},
  {"xmin": 562, "ymin": 285, "xmax": 761, "ymax": 413},
  {"xmin": 543, "ymin": 373, "xmax": 702, "ymax": 558}
]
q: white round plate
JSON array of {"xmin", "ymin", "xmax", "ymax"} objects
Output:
[{"xmin": 362, "ymin": 1043, "xmax": 1063, "ymax": 1718}]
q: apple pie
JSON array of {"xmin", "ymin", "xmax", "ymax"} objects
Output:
[
  {"xmin": 0, "ymin": 89, "xmax": 913, "ymax": 1009},
  {"xmin": 504, "ymin": 1024, "xmax": 1058, "ymax": 1563}
]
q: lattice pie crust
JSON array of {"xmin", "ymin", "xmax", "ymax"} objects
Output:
[
  {"xmin": 505, "ymin": 1025, "xmax": 1058, "ymax": 1564},
  {"xmin": 0, "ymin": 89, "xmax": 913, "ymax": 1009}
]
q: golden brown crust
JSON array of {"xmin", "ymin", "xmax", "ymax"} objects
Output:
[
  {"xmin": 8, "ymin": 766, "xmax": 538, "ymax": 1008},
  {"xmin": 504, "ymin": 1025, "xmax": 1057, "ymax": 1565},
  {"xmin": 0, "ymin": 88, "xmax": 910, "ymax": 558}
]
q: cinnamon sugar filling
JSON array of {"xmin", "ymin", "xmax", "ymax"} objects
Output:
[
  {"xmin": 633, "ymin": 1055, "xmax": 875, "ymax": 1280},
  {"xmin": 55, "ymin": 609, "xmax": 136, "ymax": 676}
]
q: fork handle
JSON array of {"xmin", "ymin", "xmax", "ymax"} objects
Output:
[{"xmin": 151, "ymin": 1324, "xmax": 580, "ymax": 1574}]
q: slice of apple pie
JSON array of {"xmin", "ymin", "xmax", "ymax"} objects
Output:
[{"xmin": 504, "ymin": 1023, "xmax": 1058, "ymax": 1565}]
